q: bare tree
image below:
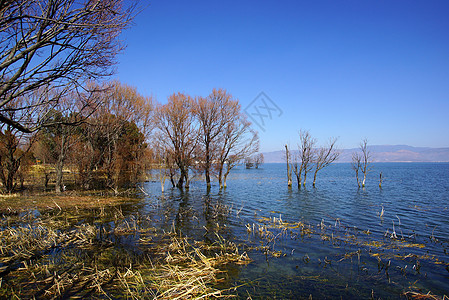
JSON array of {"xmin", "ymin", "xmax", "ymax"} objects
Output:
[
  {"xmin": 244, "ymin": 156, "xmax": 254, "ymax": 169},
  {"xmin": 215, "ymin": 105, "xmax": 258, "ymax": 188},
  {"xmin": 292, "ymin": 130, "xmax": 316, "ymax": 188},
  {"xmin": 359, "ymin": 138, "xmax": 371, "ymax": 187},
  {"xmin": 244, "ymin": 153, "xmax": 264, "ymax": 169},
  {"xmin": 312, "ymin": 137, "xmax": 339, "ymax": 187},
  {"xmin": 292, "ymin": 152, "xmax": 302, "ymax": 188},
  {"xmin": 351, "ymin": 152, "xmax": 362, "ymax": 188},
  {"xmin": 0, "ymin": 0, "xmax": 138, "ymax": 132},
  {"xmin": 221, "ymin": 130, "xmax": 258, "ymax": 188},
  {"xmin": 194, "ymin": 89, "xmax": 229, "ymax": 189},
  {"xmin": 39, "ymin": 111, "xmax": 78, "ymax": 193},
  {"xmin": 36, "ymin": 88, "xmax": 100, "ymax": 193},
  {"xmin": 154, "ymin": 93, "xmax": 198, "ymax": 189},
  {"xmin": 351, "ymin": 138, "xmax": 372, "ymax": 188},
  {"xmin": 254, "ymin": 153, "xmax": 264, "ymax": 169}
]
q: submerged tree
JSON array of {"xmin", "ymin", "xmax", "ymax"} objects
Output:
[
  {"xmin": 0, "ymin": 0, "xmax": 138, "ymax": 132},
  {"xmin": 254, "ymin": 153, "xmax": 264, "ymax": 169},
  {"xmin": 154, "ymin": 93, "xmax": 198, "ymax": 189},
  {"xmin": 351, "ymin": 152, "xmax": 362, "ymax": 188},
  {"xmin": 194, "ymin": 89, "xmax": 230, "ymax": 189},
  {"xmin": 359, "ymin": 138, "xmax": 372, "ymax": 187},
  {"xmin": 285, "ymin": 144, "xmax": 292, "ymax": 187},
  {"xmin": 244, "ymin": 156, "xmax": 254, "ymax": 169},
  {"xmin": 244, "ymin": 153, "xmax": 264, "ymax": 169},
  {"xmin": 351, "ymin": 138, "xmax": 372, "ymax": 188},
  {"xmin": 312, "ymin": 137, "xmax": 339, "ymax": 187},
  {"xmin": 292, "ymin": 130, "xmax": 316, "ymax": 188},
  {"xmin": 287, "ymin": 130, "xmax": 339, "ymax": 188},
  {"xmin": 153, "ymin": 89, "xmax": 257, "ymax": 190},
  {"xmin": 216, "ymin": 114, "xmax": 258, "ymax": 188}
]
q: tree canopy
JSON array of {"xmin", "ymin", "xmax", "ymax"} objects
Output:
[{"xmin": 0, "ymin": 0, "xmax": 138, "ymax": 132}]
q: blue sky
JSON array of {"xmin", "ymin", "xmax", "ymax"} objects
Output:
[{"xmin": 116, "ymin": 0, "xmax": 449, "ymax": 152}]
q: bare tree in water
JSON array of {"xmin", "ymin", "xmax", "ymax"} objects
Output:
[
  {"xmin": 293, "ymin": 130, "xmax": 316, "ymax": 188},
  {"xmin": 194, "ymin": 89, "xmax": 231, "ymax": 189},
  {"xmin": 312, "ymin": 137, "xmax": 340, "ymax": 187},
  {"xmin": 154, "ymin": 93, "xmax": 198, "ymax": 189},
  {"xmin": 216, "ymin": 115, "xmax": 258, "ymax": 188},
  {"xmin": 352, "ymin": 138, "xmax": 372, "ymax": 188},
  {"xmin": 351, "ymin": 152, "xmax": 362, "ymax": 188},
  {"xmin": 254, "ymin": 153, "xmax": 264, "ymax": 169}
]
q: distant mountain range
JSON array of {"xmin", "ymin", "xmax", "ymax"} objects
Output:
[{"xmin": 263, "ymin": 145, "xmax": 449, "ymax": 163}]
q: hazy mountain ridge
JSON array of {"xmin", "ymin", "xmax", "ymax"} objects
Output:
[{"xmin": 263, "ymin": 145, "xmax": 449, "ymax": 163}]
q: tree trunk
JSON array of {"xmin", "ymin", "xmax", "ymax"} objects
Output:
[
  {"xmin": 177, "ymin": 166, "xmax": 187, "ymax": 189},
  {"xmin": 205, "ymin": 143, "xmax": 211, "ymax": 188},
  {"xmin": 223, "ymin": 171, "xmax": 229, "ymax": 188},
  {"xmin": 55, "ymin": 154, "xmax": 65, "ymax": 193},
  {"xmin": 169, "ymin": 168, "xmax": 176, "ymax": 187},
  {"xmin": 312, "ymin": 169, "xmax": 318, "ymax": 187},
  {"xmin": 0, "ymin": 143, "xmax": 21, "ymax": 193},
  {"xmin": 44, "ymin": 171, "xmax": 50, "ymax": 190},
  {"xmin": 285, "ymin": 145, "xmax": 292, "ymax": 187},
  {"xmin": 218, "ymin": 163, "xmax": 224, "ymax": 189},
  {"xmin": 185, "ymin": 169, "xmax": 190, "ymax": 189},
  {"xmin": 55, "ymin": 136, "xmax": 66, "ymax": 193},
  {"xmin": 205, "ymin": 168, "xmax": 211, "ymax": 187},
  {"xmin": 160, "ymin": 168, "xmax": 166, "ymax": 192},
  {"xmin": 2, "ymin": 163, "xmax": 18, "ymax": 193},
  {"xmin": 296, "ymin": 172, "xmax": 301, "ymax": 188}
]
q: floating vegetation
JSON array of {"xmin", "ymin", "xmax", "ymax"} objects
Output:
[
  {"xmin": 403, "ymin": 291, "xmax": 448, "ymax": 300},
  {"xmin": 241, "ymin": 211, "xmax": 448, "ymax": 299},
  {"xmin": 115, "ymin": 233, "xmax": 251, "ymax": 299},
  {"xmin": 0, "ymin": 206, "xmax": 251, "ymax": 299}
]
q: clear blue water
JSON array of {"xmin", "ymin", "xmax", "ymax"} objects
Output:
[{"xmin": 141, "ymin": 163, "xmax": 449, "ymax": 298}]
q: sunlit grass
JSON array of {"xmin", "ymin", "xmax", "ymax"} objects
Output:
[{"xmin": 0, "ymin": 202, "xmax": 250, "ymax": 299}]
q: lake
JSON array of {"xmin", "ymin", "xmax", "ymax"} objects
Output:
[
  {"xmin": 2, "ymin": 163, "xmax": 448, "ymax": 298},
  {"xmin": 142, "ymin": 162, "xmax": 449, "ymax": 298}
]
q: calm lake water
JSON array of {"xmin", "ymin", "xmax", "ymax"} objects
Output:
[{"xmin": 142, "ymin": 163, "xmax": 449, "ymax": 299}]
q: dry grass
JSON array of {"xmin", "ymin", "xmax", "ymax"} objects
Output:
[
  {"xmin": 0, "ymin": 192, "xmax": 139, "ymax": 214},
  {"xmin": 116, "ymin": 232, "xmax": 250, "ymax": 299},
  {"xmin": 0, "ymin": 207, "xmax": 251, "ymax": 299},
  {"xmin": 403, "ymin": 291, "xmax": 448, "ymax": 300}
]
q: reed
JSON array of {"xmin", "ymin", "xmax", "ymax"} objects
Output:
[{"xmin": 0, "ymin": 208, "xmax": 250, "ymax": 299}]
